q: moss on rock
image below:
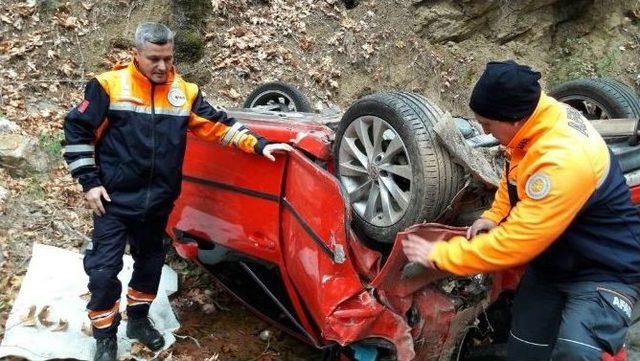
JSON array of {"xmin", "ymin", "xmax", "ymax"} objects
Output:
[
  {"xmin": 170, "ymin": 0, "xmax": 210, "ymax": 64},
  {"xmin": 174, "ymin": 30, "xmax": 205, "ymax": 63}
]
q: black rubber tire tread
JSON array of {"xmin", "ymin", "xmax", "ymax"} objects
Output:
[
  {"xmin": 549, "ymin": 78, "xmax": 640, "ymax": 119},
  {"xmin": 333, "ymin": 91, "xmax": 465, "ymax": 244},
  {"xmin": 399, "ymin": 91, "xmax": 466, "ymax": 205},
  {"xmin": 243, "ymin": 81, "xmax": 313, "ymax": 112},
  {"xmin": 599, "ymin": 78, "xmax": 640, "ymax": 117}
]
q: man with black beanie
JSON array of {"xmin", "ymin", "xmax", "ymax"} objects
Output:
[{"xmin": 403, "ymin": 60, "xmax": 640, "ymax": 360}]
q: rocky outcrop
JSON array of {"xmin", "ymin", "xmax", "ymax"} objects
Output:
[
  {"xmin": 413, "ymin": 0, "xmax": 632, "ymax": 45},
  {"xmin": 0, "ymin": 117, "xmax": 49, "ymax": 177}
]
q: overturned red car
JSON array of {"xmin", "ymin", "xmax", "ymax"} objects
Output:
[{"xmin": 167, "ymin": 79, "xmax": 640, "ymax": 360}]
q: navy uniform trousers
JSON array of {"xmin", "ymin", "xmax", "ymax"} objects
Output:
[
  {"xmin": 83, "ymin": 211, "xmax": 168, "ymax": 338},
  {"xmin": 507, "ymin": 268, "xmax": 638, "ymax": 361}
]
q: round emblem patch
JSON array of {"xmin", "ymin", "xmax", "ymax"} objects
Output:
[
  {"xmin": 168, "ymin": 88, "xmax": 186, "ymax": 107},
  {"xmin": 526, "ymin": 172, "xmax": 552, "ymax": 200}
]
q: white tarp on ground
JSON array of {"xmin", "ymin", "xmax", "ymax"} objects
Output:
[{"xmin": 0, "ymin": 243, "xmax": 179, "ymax": 360}]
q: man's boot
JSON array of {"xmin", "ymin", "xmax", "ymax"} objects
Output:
[
  {"xmin": 94, "ymin": 336, "xmax": 117, "ymax": 361},
  {"xmin": 126, "ymin": 317, "xmax": 165, "ymax": 351}
]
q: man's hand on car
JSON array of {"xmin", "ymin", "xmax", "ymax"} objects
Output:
[
  {"xmin": 402, "ymin": 233, "xmax": 438, "ymax": 269},
  {"xmin": 466, "ymin": 218, "xmax": 497, "ymax": 239},
  {"xmin": 262, "ymin": 143, "xmax": 294, "ymax": 161},
  {"xmin": 85, "ymin": 186, "xmax": 111, "ymax": 216}
]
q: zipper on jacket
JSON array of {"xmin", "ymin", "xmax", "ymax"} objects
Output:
[{"xmin": 143, "ymin": 83, "xmax": 157, "ymax": 219}]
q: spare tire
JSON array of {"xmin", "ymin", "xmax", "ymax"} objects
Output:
[
  {"xmin": 243, "ymin": 81, "xmax": 313, "ymax": 112},
  {"xmin": 549, "ymin": 78, "xmax": 640, "ymax": 120},
  {"xmin": 333, "ymin": 92, "xmax": 465, "ymax": 244}
]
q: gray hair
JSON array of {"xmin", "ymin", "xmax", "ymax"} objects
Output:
[{"xmin": 134, "ymin": 22, "xmax": 174, "ymax": 49}]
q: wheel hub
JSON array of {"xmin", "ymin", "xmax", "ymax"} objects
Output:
[{"xmin": 368, "ymin": 163, "xmax": 380, "ymax": 180}]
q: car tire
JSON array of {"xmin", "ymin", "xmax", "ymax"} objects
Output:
[
  {"xmin": 333, "ymin": 92, "xmax": 465, "ymax": 244},
  {"xmin": 243, "ymin": 81, "xmax": 313, "ymax": 112},
  {"xmin": 549, "ymin": 78, "xmax": 640, "ymax": 120}
]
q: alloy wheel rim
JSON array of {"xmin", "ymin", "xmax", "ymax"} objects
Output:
[
  {"xmin": 338, "ymin": 116, "xmax": 412, "ymax": 227},
  {"xmin": 560, "ymin": 95, "xmax": 611, "ymax": 119}
]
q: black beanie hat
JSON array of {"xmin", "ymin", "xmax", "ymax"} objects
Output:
[{"xmin": 469, "ymin": 60, "xmax": 542, "ymax": 122}]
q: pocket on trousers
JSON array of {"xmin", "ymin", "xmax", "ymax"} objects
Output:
[{"xmin": 588, "ymin": 287, "xmax": 633, "ymax": 354}]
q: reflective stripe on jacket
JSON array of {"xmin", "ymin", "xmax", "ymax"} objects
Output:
[
  {"xmin": 429, "ymin": 93, "xmax": 640, "ymax": 283},
  {"xmin": 64, "ymin": 62, "xmax": 267, "ymax": 217}
]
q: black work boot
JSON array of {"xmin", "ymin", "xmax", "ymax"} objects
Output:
[
  {"xmin": 94, "ymin": 336, "xmax": 117, "ymax": 361},
  {"xmin": 126, "ymin": 317, "xmax": 165, "ymax": 351}
]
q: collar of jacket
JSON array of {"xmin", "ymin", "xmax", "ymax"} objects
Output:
[
  {"xmin": 505, "ymin": 92, "xmax": 562, "ymax": 155},
  {"xmin": 112, "ymin": 61, "xmax": 177, "ymax": 86}
]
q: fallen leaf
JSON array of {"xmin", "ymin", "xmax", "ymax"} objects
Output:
[
  {"xmin": 51, "ymin": 318, "xmax": 68, "ymax": 332},
  {"xmin": 10, "ymin": 275, "xmax": 23, "ymax": 288},
  {"xmin": 37, "ymin": 305, "xmax": 55, "ymax": 327},
  {"xmin": 21, "ymin": 305, "xmax": 37, "ymax": 327},
  {"xmin": 79, "ymin": 291, "xmax": 91, "ymax": 301},
  {"xmin": 81, "ymin": 322, "xmax": 93, "ymax": 336},
  {"xmin": 131, "ymin": 342, "xmax": 155, "ymax": 357}
]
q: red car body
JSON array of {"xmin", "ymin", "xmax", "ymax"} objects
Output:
[{"xmin": 166, "ymin": 110, "xmax": 639, "ymax": 360}]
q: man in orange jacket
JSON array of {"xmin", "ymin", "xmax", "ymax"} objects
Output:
[
  {"xmin": 64, "ymin": 22, "xmax": 291, "ymax": 361},
  {"xmin": 403, "ymin": 60, "xmax": 640, "ymax": 360}
]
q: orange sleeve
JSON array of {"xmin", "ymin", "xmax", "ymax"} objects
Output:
[
  {"xmin": 428, "ymin": 152, "xmax": 596, "ymax": 275},
  {"xmin": 188, "ymin": 89, "xmax": 266, "ymax": 154}
]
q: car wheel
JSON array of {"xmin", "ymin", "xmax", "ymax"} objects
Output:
[
  {"xmin": 243, "ymin": 81, "xmax": 313, "ymax": 112},
  {"xmin": 333, "ymin": 92, "xmax": 465, "ymax": 244},
  {"xmin": 549, "ymin": 78, "xmax": 640, "ymax": 120}
]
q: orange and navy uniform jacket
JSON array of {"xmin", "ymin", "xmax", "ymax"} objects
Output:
[
  {"xmin": 63, "ymin": 62, "xmax": 267, "ymax": 218},
  {"xmin": 428, "ymin": 93, "xmax": 640, "ymax": 283}
]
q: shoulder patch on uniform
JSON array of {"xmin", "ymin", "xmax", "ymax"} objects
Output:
[
  {"xmin": 168, "ymin": 88, "xmax": 186, "ymax": 107},
  {"xmin": 526, "ymin": 172, "xmax": 552, "ymax": 200}
]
